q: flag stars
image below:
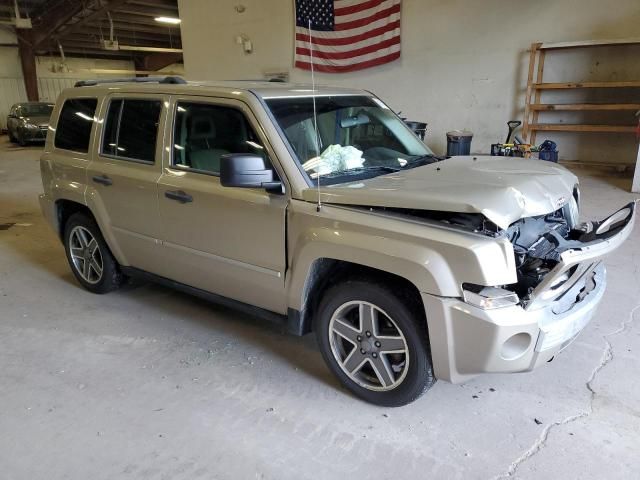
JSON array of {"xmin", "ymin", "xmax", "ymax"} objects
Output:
[{"xmin": 295, "ymin": 0, "xmax": 334, "ymax": 30}]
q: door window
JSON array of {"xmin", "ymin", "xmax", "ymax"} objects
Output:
[
  {"xmin": 54, "ymin": 98, "xmax": 97, "ymax": 152},
  {"xmin": 172, "ymin": 102, "xmax": 269, "ymax": 175},
  {"xmin": 102, "ymin": 99, "xmax": 162, "ymax": 163}
]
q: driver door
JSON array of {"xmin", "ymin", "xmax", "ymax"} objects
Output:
[{"xmin": 156, "ymin": 96, "xmax": 288, "ymax": 314}]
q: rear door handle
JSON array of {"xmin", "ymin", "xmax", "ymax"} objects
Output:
[
  {"xmin": 92, "ymin": 175, "xmax": 113, "ymax": 186},
  {"xmin": 165, "ymin": 190, "xmax": 193, "ymax": 204}
]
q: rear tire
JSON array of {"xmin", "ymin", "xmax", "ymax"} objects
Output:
[
  {"xmin": 17, "ymin": 133, "xmax": 26, "ymax": 147},
  {"xmin": 8, "ymin": 131, "xmax": 16, "ymax": 143},
  {"xmin": 315, "ymin": 279, "xmax": 435, "ymax": 406},
  {"xmin": 63, "ymin": 212, "xmax": 123, "ymax": 294}
]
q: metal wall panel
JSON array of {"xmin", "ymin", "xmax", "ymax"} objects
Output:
[
  {"xmin": 0, "ymin": 76, "xmax": 82, "ymax": 130},
  {"xmin": 0, "ymin": 78, "xmax": 27, "ymax": 131}
]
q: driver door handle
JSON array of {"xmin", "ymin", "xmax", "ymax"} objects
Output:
[
  {"xmin": 165, "ymin": 190, "xmax": 193, "ymax": 204},
  {"xmin": 92, "ymin": 174, "xmax": 113, "ymax": 186}
]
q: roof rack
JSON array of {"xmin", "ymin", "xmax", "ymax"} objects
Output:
[{"xmin": 74, "ymin": 76, "xmax": 187, "ymax": 87}]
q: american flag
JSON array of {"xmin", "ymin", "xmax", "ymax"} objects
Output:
[{"xmin": 294, "ymin": 0, "xmax": 401, "ymax": 73}]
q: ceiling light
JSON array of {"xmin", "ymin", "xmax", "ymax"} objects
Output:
[{"xmin": 155, "ymin": 16, "xmax": 181, "ymax": 25}]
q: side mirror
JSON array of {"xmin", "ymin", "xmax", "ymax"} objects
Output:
[{"xmin": 220, "ymin": 154, "xmax": 281, "ymax": 190}]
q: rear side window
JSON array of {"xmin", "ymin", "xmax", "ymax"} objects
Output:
[
  {"xmin": 102, "ymin": 99, "xmax": 162, "ymax": 163},
  {"xmin": 54, "ymin": 98, "xmax": 97, "ymax": 152}
]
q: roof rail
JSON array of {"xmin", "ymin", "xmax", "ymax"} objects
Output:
[{"xmin": 74, "ymin": 76, "xmax": 187, "ymax": 87}]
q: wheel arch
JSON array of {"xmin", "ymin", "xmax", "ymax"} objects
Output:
[
  {"xmin": 54, "ymin": 198, "xmax": 127, "ymax": 266},
  {"xmin": 55, "ymin": 198, "xmax": 94, "ymax": 239},
  {"xmin": 291, "ymin": 257, "xmax": 428, "ymax": 337}
]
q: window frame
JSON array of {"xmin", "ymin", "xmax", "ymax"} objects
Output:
[
  {"xmin": 168, "ymin": 98, "xmax": 273, "ymax": 178},
  {"xmin": 99, "ymin": 96, "xmax": 164, "ymax": 166},
  {"xmin": 53, "ymin": 96, "xmax": 99, "ymax": 155}
]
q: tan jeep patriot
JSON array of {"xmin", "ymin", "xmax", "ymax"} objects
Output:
[{"xmin": 39, "ymin": 77, "xmax": 635, "ymax": 406}]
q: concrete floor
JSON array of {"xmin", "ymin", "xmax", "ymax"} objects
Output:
[{"xmin": 1, "ymin": 134, "xmax": 639, "ymax": 480}]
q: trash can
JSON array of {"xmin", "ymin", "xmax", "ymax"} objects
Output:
[
  {"xmin": 404, "ymin": 120, "xmax": 428, "ymax": 140},
  {"xmin": 446, "ymin": 130, "xmax": 473, "ymax": 156}
]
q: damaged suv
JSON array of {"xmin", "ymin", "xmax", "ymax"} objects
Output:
[{"xmin": 39, "ymin": 78, "xmax": 635, "ymax": 406}]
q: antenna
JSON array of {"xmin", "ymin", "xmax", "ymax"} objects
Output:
[{"xmin": 308, "ymin": 18, "xmax": 322, "ymax": 212}]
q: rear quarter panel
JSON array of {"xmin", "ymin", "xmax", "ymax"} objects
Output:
[{"xmin": 41, "ymin": 95, "xmax": 93, "ymax": 206}]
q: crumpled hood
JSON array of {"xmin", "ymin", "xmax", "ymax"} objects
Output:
[{"xmin": 301, "ymin": 156, "xmax": 578, "ymax": 229}]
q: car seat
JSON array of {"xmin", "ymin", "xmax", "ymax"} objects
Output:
[{"xmin": 189, "ymin": 115, "xmax": 229, "ymax": 172}]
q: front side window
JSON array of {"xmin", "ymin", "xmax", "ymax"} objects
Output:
[
  {"xmin": 54, "ymin": 98, "xmax": 97, "ymax": 152},
  {"xmin": 172, "ymin": 102, "xmax": 268, "ymax": 174},
  {"xmin": 265, "ymin": 96, "xmax": 434, "ymax": 185},
  {"xmin": 102, "ymin": 99, "xmax": 162, "ymax": 163}
]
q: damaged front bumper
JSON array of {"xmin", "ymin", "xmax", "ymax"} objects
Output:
[{"xmin": 423, "ymin": 202, "xmax": 635, "ymax": 383}]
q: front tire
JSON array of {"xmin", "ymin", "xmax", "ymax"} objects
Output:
[
  {"xmin": 315, "ymin": 279, "xmax": 435, "ymax": 406},
  {"xmin": 63, "ymin": 212, "xmax": 123, "ymax": 294}
]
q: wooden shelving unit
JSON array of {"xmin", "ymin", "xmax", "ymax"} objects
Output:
[
  {"xmin": 530, "ymin": 104, "xmax": 640, "ymax": 112},
  {"xmin": 522, "ymin": 39, "xmax": 640, "ymax": 146},
  {"xmin": 529, "ymin": 124, "xmax": 636, "ymax": 133}
]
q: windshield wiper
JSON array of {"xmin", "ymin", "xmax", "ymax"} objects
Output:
[
  {"xmin": 320, "ymin": 165, "xmax": 400, "ymax": 178},
  {"xmin": 402, "ymin": 154, "xmax": 446, "ymax": 170},
  {"xmin": 356, "ymin": 165, "xmax": 400, "ymax": 172}
]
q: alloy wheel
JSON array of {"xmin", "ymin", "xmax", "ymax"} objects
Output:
[
  {"xmin": 69, "ymin": 226, "xmax": 103, "ymax": 284},
  {"xmin": 328, "ymin": 301, "xmax": 409, "ymax": 391}
]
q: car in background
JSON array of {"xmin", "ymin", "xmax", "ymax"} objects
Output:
[{"xmin": 7, "ymin": 102, "xmax": 54, "ymax": 146}]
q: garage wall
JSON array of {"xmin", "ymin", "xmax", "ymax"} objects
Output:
[
  {"xmin": 0, "ymin": 29, "xmax": 156, "ymax": 130},
  {"xmin": 177, "ymin": 0, "xmax": 640, "ymax": 165}
]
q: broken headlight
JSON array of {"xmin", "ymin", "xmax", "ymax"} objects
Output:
[
  {"xmin": 563, "ymin": 185, "xmax": 580, "ymax": 229},
  {"xmin": 462, "ymin": 284, "xmax": 520, "ymax": 310}
]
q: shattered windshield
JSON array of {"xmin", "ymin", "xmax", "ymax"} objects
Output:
[{"xmin": 265, "ymin": 95, "xmax": 434, "ymax": 185}]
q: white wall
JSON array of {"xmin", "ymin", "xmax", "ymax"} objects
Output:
[{"xmin": 178, "ymin": 0, "xmax": 640, "ymax": 165}]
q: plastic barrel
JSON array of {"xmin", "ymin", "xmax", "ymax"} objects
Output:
[{"xmin": 446, "ymin": 130, "xmax": 473, "ymax": 156}]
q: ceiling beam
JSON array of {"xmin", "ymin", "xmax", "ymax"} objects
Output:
[
  {"xmin": 107, "ymin": 12, "xmax": 181, "ymax": 27},
  {"xmin": 60, "ymin": 38, "xmax": 175, "ymax": 50},
  {"xmin": 91, "ymin": 20, "xmax": 180, "ymax": 35},
  {"xmin": 66, "ymin": 30, "xmax": 173, "ymax": 44},
  {"xmin": 38, "ymin": 45, "xmax": 135, "ymax": 58},
  {"xmin": 29, "ymin": 0, "xmax": 130, "ymax": 48},
  {"xmin": 111, "ymin": 6, "xmax": 179, "ymax": 18},
  {"xmin": 127, "ymin": 0, "xmax": 178, "ymax": 11},
  {"xmin": 54, "ymin": 0, "xmax": 131, "ymax": 41},
  {"xmin": 30, "ymin": 0, "xmax": 89, "ymax": 48}
]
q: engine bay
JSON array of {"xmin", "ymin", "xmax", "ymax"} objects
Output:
[
  {"xmin": 502, "ymin": 207, "xmax": 576, "ymax": 300},
  {"xmin": 371, "ymin": 199, "xmax": 634, "ymax": 304}
]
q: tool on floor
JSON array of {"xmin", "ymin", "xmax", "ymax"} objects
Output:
[
  {"xmin": 505, "ymin": 120, "xmax": 522, "ymax": 144},
  {"xmin": 491, "ymin": 120, "xmax": 533, "ymax": 158}
]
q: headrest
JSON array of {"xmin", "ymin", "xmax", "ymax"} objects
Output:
[{"xmin": 190, "ymin": 115, "xmax": 216, "ymax": 140}]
